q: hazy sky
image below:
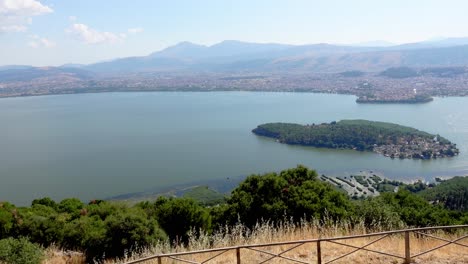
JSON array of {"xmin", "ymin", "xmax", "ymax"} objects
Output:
[{"xmin": 2, "ymin": 0, "xmax": 468, "ymax": 66}]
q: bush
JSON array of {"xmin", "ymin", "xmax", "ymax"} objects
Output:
[
  {"xmin": 63, "ymin": 202, "xmax": 167, "ymax": 262},
  {"xmin": 151, "ymin": 197, "xmax": 210, "ymax": 244},
  {"xmin": 31, "ymin": 197, "xmax": 57, "ymax": 210},
  {"xmin": 355, "ymin": 198, "xmax": 403, "ymax": 230},
  {"xmin": 377, "ymin": 190, "xmax": 455, "ymax": 227},
  {"xmin": 15, "ymin": 205, "xmax": 65, "ymax": 248},
  {"xmin": 58, "ymin": 198, "xmax": 84, "ymax": 218},
  {"xmin": 0, "ymin": 237, "xmax": 43, "ymax": 264},
  {"xmin": 0, "ymin": 203, "xmax": 15, "ymax": 239},
  {"xmin": 224, "ymin": 165, "xmax": 353, "ymax": 227}
]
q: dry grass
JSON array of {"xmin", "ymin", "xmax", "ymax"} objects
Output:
[
  {"xmin": 42, "ymin": 246, "xmax": 85, "ymax": 264},
  {"xmin": 44, "ymin": 221, "xmax": 467, "ymax": 264}
]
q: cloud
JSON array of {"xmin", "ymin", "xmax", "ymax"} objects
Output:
[
  {"xmin": 0, "ymin": 0, "xmax": 53, "ymax": 32},
  {"xmin": 38, "ymin": 37, "xmax": 55, "ymax": 48},
  {"xmin": 27, "ymin": 40, "xmax": 38, "ymax": 48},
  {"xmin": 1, "ymin": 24, "xmax": 26, "ymax": 32},
  {"xmin": 0, "ymin": 0, "xmax": 52, "ymax": 15},
  {"xmin": 128, "ymin": 27, "xmax": 143, "ymax": 34},
  {"xmin": 68, "ymin": 15, "xmax": 76, "ymax": 22},
  {"xmin": 28, "ymin": 34, "xmax": 56, "ymax": 48},
  {"xmin": 67, "ymin": 23, "xmax": 125, "ymax": 44}
]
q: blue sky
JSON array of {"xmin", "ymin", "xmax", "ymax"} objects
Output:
[{"xmin": 1, "ymin": 0, "xmax": 468, "ymax": 66}]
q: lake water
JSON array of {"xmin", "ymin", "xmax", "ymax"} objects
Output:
[{"xmin": 2, "ymin": 92, "xmax": 468, "ymax": 205}]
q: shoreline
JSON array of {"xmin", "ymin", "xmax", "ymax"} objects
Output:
[
  {"xmin": 0, "ymin": 89, "xmax": 466, "ymax": 102},
  {"xmin": 356, "ymin": 97, "xmax": 434, "ymax": 104},
  {"xmin": 106, "ymin": 169, "xmax": 467, "ymax": 203}
]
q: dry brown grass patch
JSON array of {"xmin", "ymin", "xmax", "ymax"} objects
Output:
[{"xmin": 45, "ymin": 222, "xmax": 467, "ymax": 264}]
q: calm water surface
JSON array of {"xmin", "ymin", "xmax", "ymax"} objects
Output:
[{"xmin": 2, "ymin": 92, "xmax": 468, "ymax": 205}]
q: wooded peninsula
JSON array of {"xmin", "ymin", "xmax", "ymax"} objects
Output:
[{"xmin": 252, "ymin": 120, "xmax": 459, "ymax": 159}]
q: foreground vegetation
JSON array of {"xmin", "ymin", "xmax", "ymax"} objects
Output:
[
  {"xmin": 44, "ymin": 221, "xmax": 468, "ymax": 264},
  {"xmin": 116, "ymin": 221, "xmax": 467, "ymax": 264},
  {"xmin": 252, "ymin": 120, "xmax": 459, "ymax": 159},
  {"xmin": 1, "ymin": 166, "xmax": 467, "ymax": 263}
]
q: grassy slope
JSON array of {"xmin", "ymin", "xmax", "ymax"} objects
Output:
[{"xmin": 45, "ymin": 221, "xmax": 468, "ymax": 264}]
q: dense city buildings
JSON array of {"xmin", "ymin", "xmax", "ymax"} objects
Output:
[{"xmin": 2, "ymin": 69, "xmax": 468, "ymax": 101}]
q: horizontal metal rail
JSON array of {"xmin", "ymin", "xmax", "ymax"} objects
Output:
[{"xmin": 124, "ymin": 225, "xmax": 468, "ymax": 264}]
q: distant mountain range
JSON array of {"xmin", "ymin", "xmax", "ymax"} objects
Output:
[
  {"xmin": 0, "ymin": 67, "xmax": 94, "ymax": 82},
  {"xmin": 4, "ymin": 38, "xmax": 468, "ymax": 81}
]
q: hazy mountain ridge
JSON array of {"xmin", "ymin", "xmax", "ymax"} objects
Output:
[
  {"xmin": 86, "ymin": 41, "xmax": 386, "ymax": 73},
  {"xmin": 0, "ymin": 67, "xmax": 95, "ymax": 82},
  {"xmin": 81, "ymin": 39, "xmax": 468, "ymax": 73},
  {"xmin": 4, "ymin": 39, "xmax": 468, "ymax": 81}
]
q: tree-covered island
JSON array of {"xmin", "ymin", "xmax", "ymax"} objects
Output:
[{"xmin": 252, "ymin": 120, "xmax": 459, "ymax": 159}]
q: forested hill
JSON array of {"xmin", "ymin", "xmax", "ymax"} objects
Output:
[
  {"xmin": 418, "ymin": 176, "xmax": 468, "ymax": 212},
  {"xmin": 252, "ymin": 120, "xmax": 459, "ymax": 159}
]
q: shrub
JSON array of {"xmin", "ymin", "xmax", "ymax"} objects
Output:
[
  {"xmin": 0, "ymin": 203, "xmax": 15, "ymax": 239},
  {"xmin": 355, "ymin": 198, "xmax": 403, "ymax": 230},
  {"xmin": 31, "ymin": 197, "xmax": 57, "ymax": 210},
  {"xmin": 224, "ymin": 165, "xmax": 354, "ymax": 227},
  {"xmin": 63, "ymin": 203, "xmax": 167, "ymax": 262},
  {"xmin": 151, "ymin": 197, "xmax": 210, "ymax": 244},
  {"xmin": 0, "ymin": 237, "xmax": 43, "ymax": 264}
]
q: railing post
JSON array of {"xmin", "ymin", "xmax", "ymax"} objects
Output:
[
  {"xmin": 157, "ymin": 256, "xmax": 162, "ymax": 264},
  {"xmin": 405, "ymin": 231, "xmax": 411, "ymax": 264},
  {"xmin": 236, "ymin": 247, "xmax": 241, "ymax": 264},
  {"xmin": 316, "ymin": 240, "xmax": 322, "ymax": 264}
]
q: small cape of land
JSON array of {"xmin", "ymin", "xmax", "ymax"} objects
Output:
[{"xmin": 252, "ymin": 120, "xmax": 459, "ymax": 159}]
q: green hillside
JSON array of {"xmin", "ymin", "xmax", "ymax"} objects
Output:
[{"xmin": 418, "ymin": 176, "xmax": 468, "ymax": 212}]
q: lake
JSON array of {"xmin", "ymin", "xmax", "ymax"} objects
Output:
[{"xmin": 2, "ymin": 92, "xmax": 468, "ymax": 205}]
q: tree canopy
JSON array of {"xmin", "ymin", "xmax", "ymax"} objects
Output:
[
  {"xmin": 252, "ymin": 120, "xmax": 458, "ymax": 159},
  {"xmin": 418, "ymin": 176, "xmax": 468, "ymax": 212},
  {"xmin": 0, "ymin": 166, "xmax": 466, "ymax": 263},
  {"xmin": 223, "ymin": 165, "xmax": 353, "ymax": 227}
]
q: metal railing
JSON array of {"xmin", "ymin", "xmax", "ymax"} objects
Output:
[{"xmin": 124, "ymin": 225, "xmax": 467, "ymax": 264}]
